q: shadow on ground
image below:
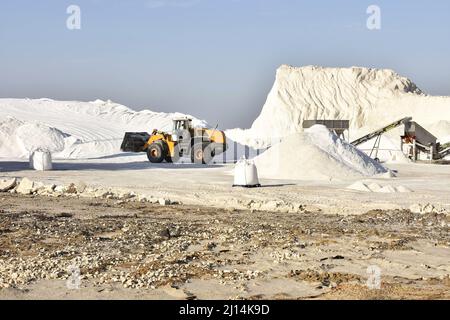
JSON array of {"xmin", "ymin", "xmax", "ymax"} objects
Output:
[{"xmin": 0, "ymin": 161, "xmax": 223, "ymax": 172}]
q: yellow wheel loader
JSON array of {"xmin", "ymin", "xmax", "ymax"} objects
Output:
[{"xmin": 120, "ymin": 117, "xmax": 227, "ymax": 164}]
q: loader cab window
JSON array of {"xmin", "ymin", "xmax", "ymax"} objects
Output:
[{"xmin": 174, "ymin": 120, "xmax": 192, "ymax": 131}]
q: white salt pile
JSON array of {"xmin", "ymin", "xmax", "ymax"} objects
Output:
[
  {"xmin": 396, "ymin": 185, "xmax": 414, "ymax": 193},
  {"xmin": 377, "ymin": 185, "xmax": 398, "ymax": 193},
  {"xmin": 0, "ymin": 99, "xmax": 207, "ymax": 159},
  {"xmin": 367, "ymin": 182, "xmax": 382, "ymax": 192},
  {"xmin": 16, "ymin": 122, "xmax": 67, "ymax": 154},
  {"xmin": 347, "ymin": 181, "xmax": 413, "ymax": 193},
  {"xmin": 227, "ymin": 65, "xmax": 450, "ymax": 149},
  {"xmin": 253, "ymin": 125, "xmax": 387, "ymax": 181},
  {"xmin": 0, "ymin": 117, "xmax": 70, "ymax": 158},
  {"xmin": 347, "ymin": 181, "xmax": 372, "ymax": 192}
]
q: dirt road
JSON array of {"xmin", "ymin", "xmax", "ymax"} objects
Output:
[{"xmin": 0, "ymin": 194, "xmax": 448, "ymax": 300}]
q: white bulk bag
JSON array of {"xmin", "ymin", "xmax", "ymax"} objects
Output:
[
  {"xmin": 233, "ymin": 158, "xmax": 260, "ymax": 188},
  {"xmin": 30, "ymin": 150, "xmax": 53, "ymax": 171}
]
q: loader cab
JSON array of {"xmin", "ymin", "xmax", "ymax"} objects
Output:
[
  {"xmin": 172, "ymin": 118, "xmax": 193, "ymax": 131},
  {"xmin": 172, "ymin": 118, "xmax": 193, "ymax": 143}
]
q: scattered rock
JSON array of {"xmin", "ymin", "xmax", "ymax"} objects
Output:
[
  {"xmin": 159, "ymin": 198, "xmax": 171, "ymax": 206},
  {"xmin": 54, "ymin": 185, "xmax": 65, "ymax": 193},
  {"xmin": 167, "ymin": 225, "xmax": 181, "ymax": 237},
  {"xmin": 410, "ymin": 203, "xmax": 441, "ymax": 215},
  {"xmin": 36, "ymin": 184, "xmax": 56, "ymax": 196},
  {"xmin": 15, "ymin": 178, "xmax": 35, "ymax": 195},
  {"xmin": 138, "ymin": 194, "xmax": 152, "ymax": 202},
  {"xmin": 118, "ymin": 191, "xmax": 135, "ymax": 200},
  {"xmin": 158, "ymin": 228, "xmax": 171, "ymax": 238},
  {"xmin": 65, "ymin": 183, "xmax": 78, "ymax": 194},
  {"xmin": 0, "ymin": 178, "xmax": 17, "ymax": 192},
  {"xmin": 75, "ymin": 181, "xmax": 87, "ymax": 193},
  {"xmin": 260, "ymin": 200, "xmax": 281, "ymax": 211},
  {"xmin": 31, "ymin": 181, "xmax": 45, "ymax": 194},
  {"xmin": 94, "ymin": 188, "xmax": 112, "ymax": 198}
]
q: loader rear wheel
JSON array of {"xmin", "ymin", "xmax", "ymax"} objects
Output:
[
  {"xmin": 191, "ymin": 143, "xmax": 213, "ymax": 164},
  {"xmin": 147, "ymin": 143, "xmax": 165, "ymax": 163}
]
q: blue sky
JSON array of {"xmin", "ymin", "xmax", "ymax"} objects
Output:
[{"xmin": 1, "ymin": 0, "xmax": 449, "ymax": 128}]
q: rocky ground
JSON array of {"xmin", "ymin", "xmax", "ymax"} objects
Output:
[{"xmin": 0, "ymin": 192, "xmax": 448, "ymax": 300}]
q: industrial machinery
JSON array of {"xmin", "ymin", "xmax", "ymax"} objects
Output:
[
  {"xmin": 351, "ymin": 116, "xmax": 450, "ymax": 162},
  {"xmin": 351, "ymin": 117, "xmax": 412, "ymax": 161},
  {"xmin": 302, "ymin": 116, "xmax": 449, "ymax": 162},
  {"xmin": 120, "ymin": 117, "xmax": 227, "ymax": 164},
  {"xmin": 438, "ymin": 142, "xmax": 450, "ymax": 159},
  {"xmin": 401, "ymin": 121, "xmax": 438, "ymax": 161},
  {"xmin": 401, "ymin": 121, "xmax": 450, "ymax": 161}
]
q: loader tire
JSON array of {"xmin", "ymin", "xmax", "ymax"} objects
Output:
[
  {"xmin": 191, "ymin": 143, "xmax": 213, "ymax": 164},
  {"xmin": 165, "ymin": 156, "xmax": 173, "ymax": 163},
  {"xmin": 165, "ymin": 144, "xmax": 181, "ymax": 163},
  {"xmin": 147, "ymin": 143, "xmax": 165, "ymax": 163}
]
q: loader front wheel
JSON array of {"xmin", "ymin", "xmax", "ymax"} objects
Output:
[
  {"xmin": 147, "ymin": 143, "xmax": 165, "ymax": 163},
  {"xmin": 165, "ymin": 144, "xmax": 181, "ymax": 163},
  {"xmin": 164, "ymin": 156, "xmax": 173, "ymax": 163}
]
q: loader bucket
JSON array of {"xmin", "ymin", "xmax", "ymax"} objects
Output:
[{"xmin": 120, "ymin": 132, "xmax": 151, "ymax": 152}]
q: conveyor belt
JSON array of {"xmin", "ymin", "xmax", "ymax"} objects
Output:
[
  {"xmin": 437, "ymin": 142, "xmax": 450, "ymax": 159},
  {"xmin": 351, "ymin": 117, "xmax": 412, "ymax": 146}
]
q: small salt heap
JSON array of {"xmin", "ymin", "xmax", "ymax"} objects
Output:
[{"xmin": 253, "ymin": 125, "xmax": 387, "ymax": 181}]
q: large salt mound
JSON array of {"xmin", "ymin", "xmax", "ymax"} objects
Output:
[
  {"xmin": 0, "ymin": 116, "xmax": 78, "ymax": 158},
  {"xmin": 254, "ymin": 125, "xmax": 387, "ymax": 181},
  {"xmin": 16, "ymin": 122, "xmax": 67, "ymax": 154},
  {"xmin": 0, "ymin": 98, "xmax": 207, "ymax": 159},
  {"xmin": 227, "ymin": 65, "xmax": 450, "ymax": 148}
]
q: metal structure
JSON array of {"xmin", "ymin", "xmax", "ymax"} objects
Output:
[
  {"xmin": 302, "ymin": 120, "xmax": 350, "ymax": 140},
  {"xmin": 351, "ymin": 117, "xmax": 412, "ymax": 160},
  {"xmin": 351, "ymin": 117, "xmax": 412, "ymax": 146},
  {"xmin": 350, "ymin": 116, "xmax": 448, "ymax": 162},
  {"xmin": 401, "ymin": 122, "xmax": 450, "ymax": 161},
  {"xmin": 350, "ymin": 117, "xmax": 412, "ymax": 161},
  {"xmin": 438, "ymin": 142, "xmax": 450, "ymax": 159},
  {"xmin": 401, "ymin": 121, "xmax": 438, "ymax": 161}
]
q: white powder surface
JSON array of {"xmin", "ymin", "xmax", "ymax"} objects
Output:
[
  {"xmin": 0, "ymin": 99, "xmax": 207, "ymax": 159},
  {"xmin": 346, "ymin": 181, "xmax": 413, "ymax": 193},
  {"xmin": 254, "ymin": 125, "xmax": 387, "ymax": 181},
  {"xmin": 227, "ymin": 65, "xmax": 450, "ymax": 149}
]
